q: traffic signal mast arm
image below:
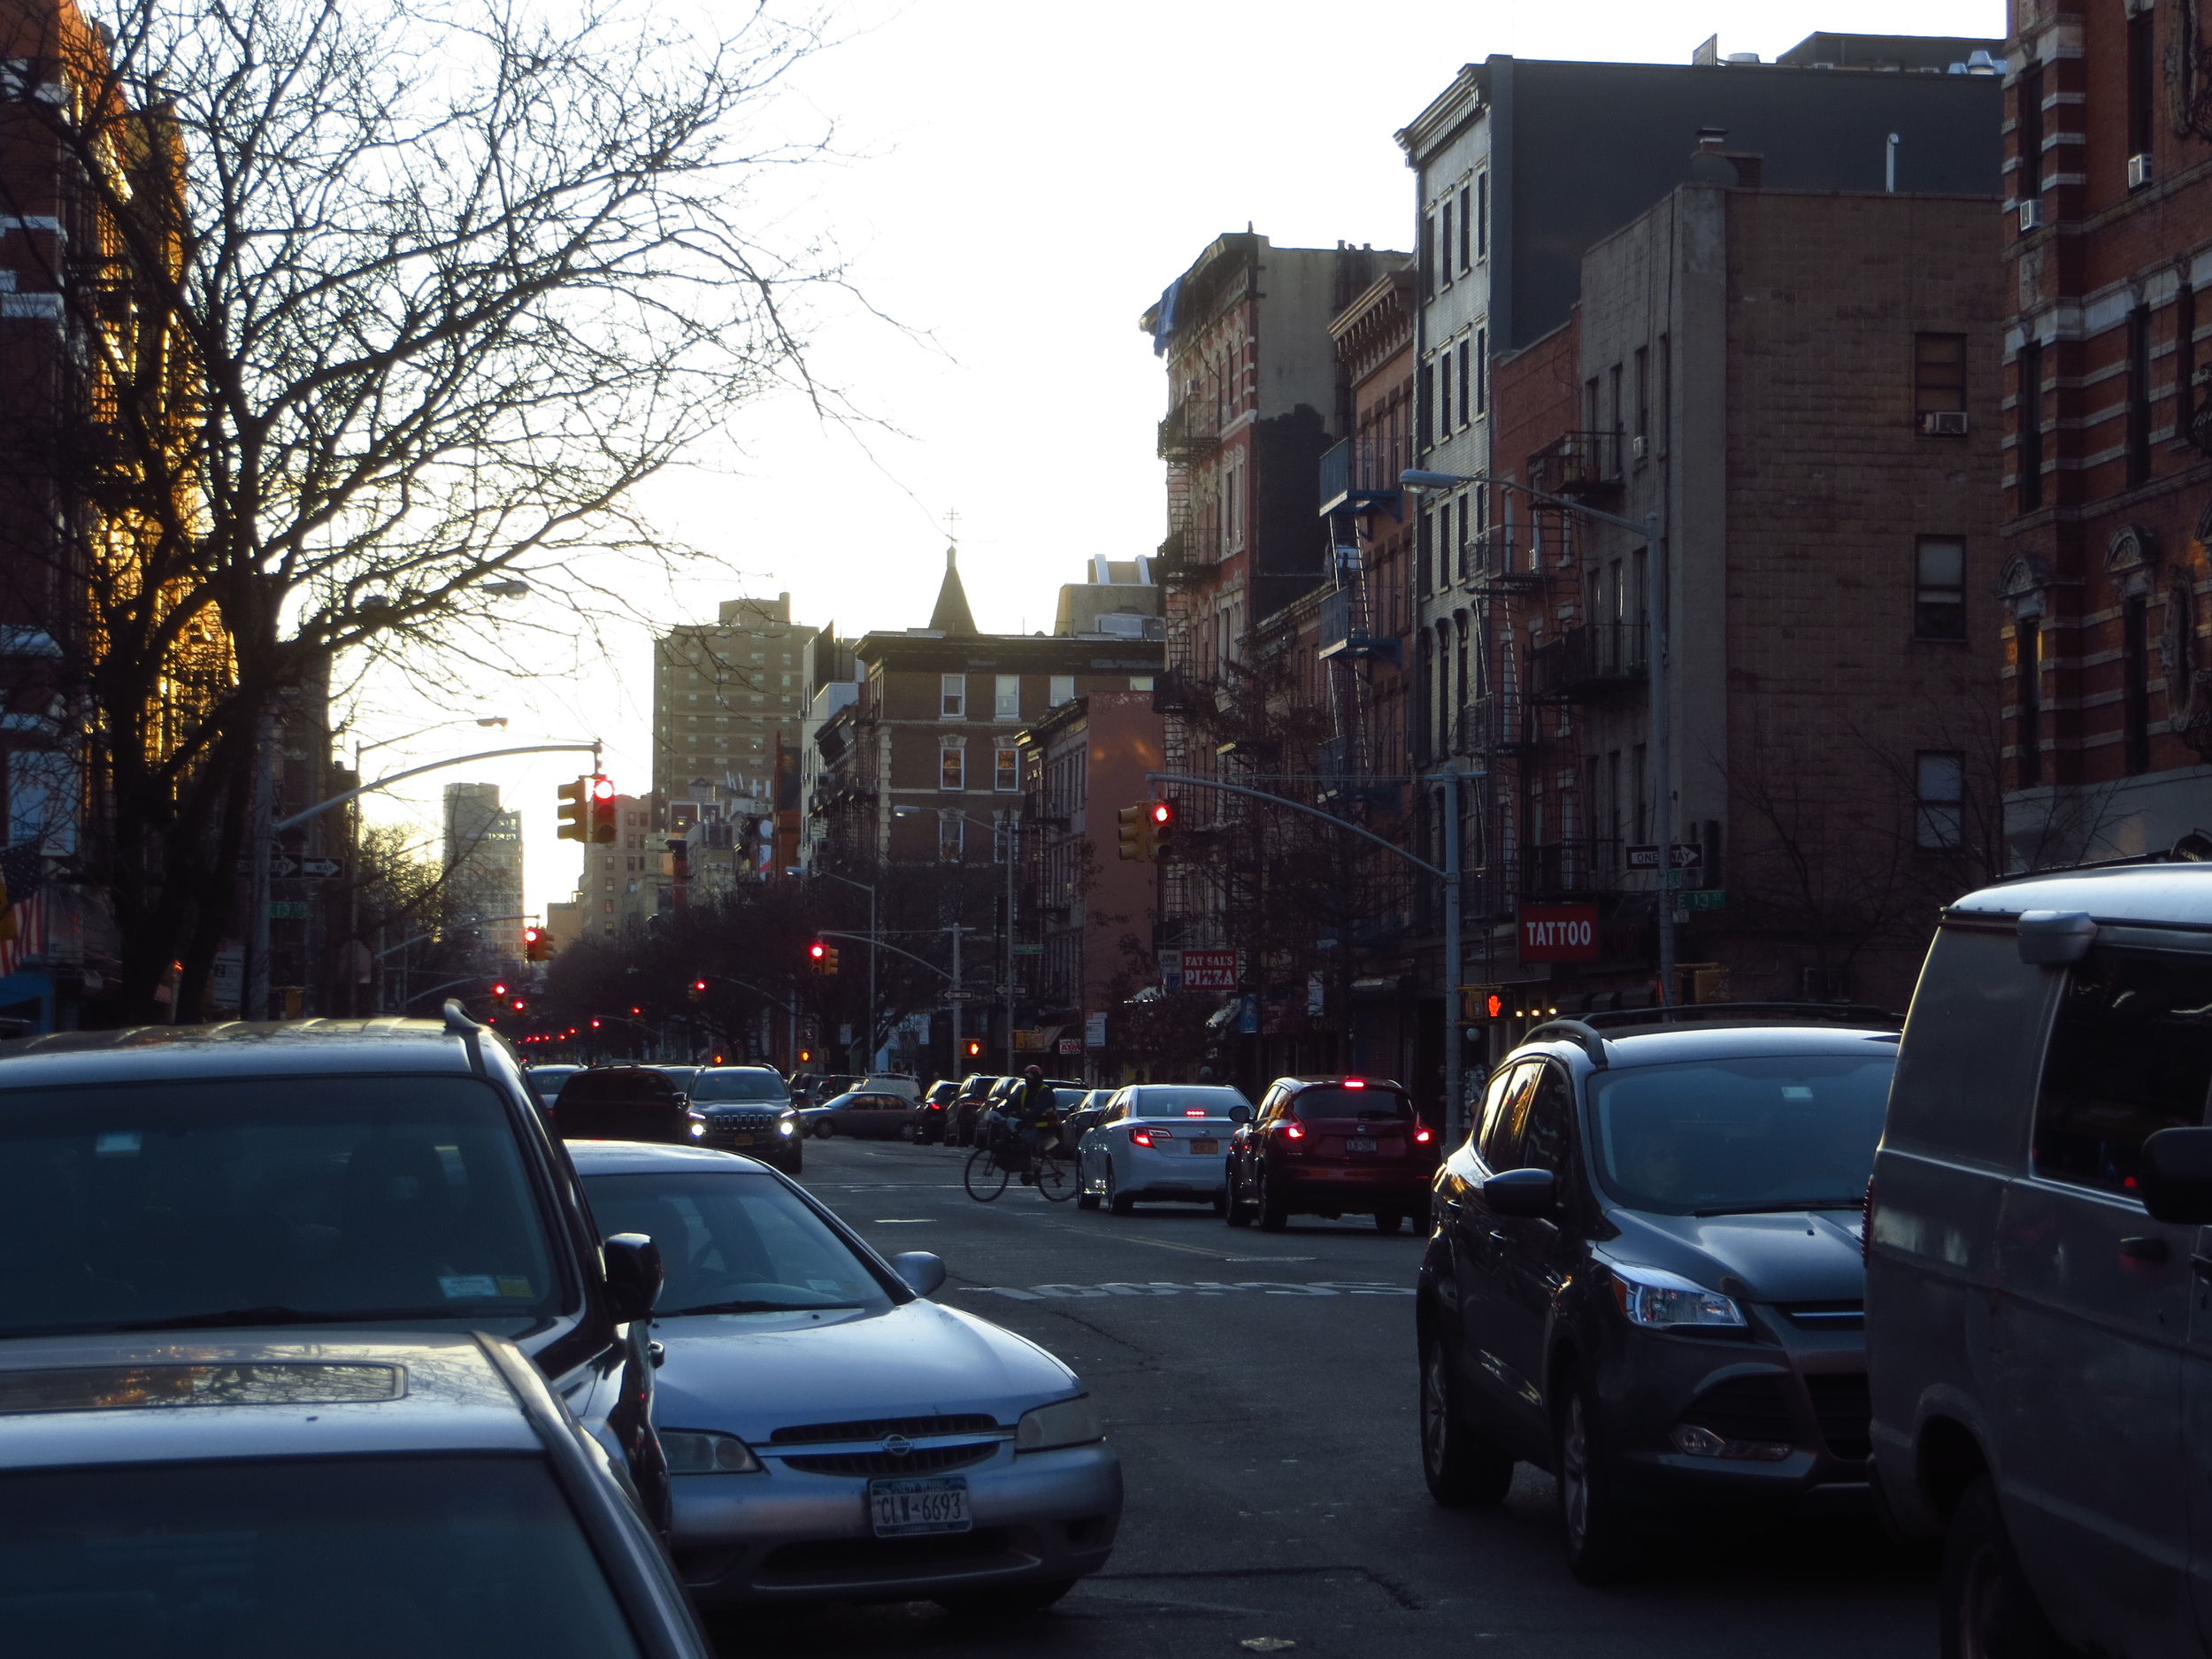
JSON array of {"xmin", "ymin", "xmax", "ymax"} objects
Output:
[{"xmin": 1141, "ymin": 772, "xmax": 1451, "ymax": 878}]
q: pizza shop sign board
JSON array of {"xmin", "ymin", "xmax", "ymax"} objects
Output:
[{"xmin": 1520, "ymin": 904, "xmax": 1601, "ymax": 963}]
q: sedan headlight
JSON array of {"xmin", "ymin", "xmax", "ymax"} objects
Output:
[
  {"xmin": 660, "ymin": 1429, "xmax": 761, "ymax": 1473},
  {"xmin": 1015, "ymin": 1394, "xmax": 1104, "ymax": 1451},
  {"xmin": 1606, "ymin": 1263, "xmax": 1745, "ymax": 1329}
]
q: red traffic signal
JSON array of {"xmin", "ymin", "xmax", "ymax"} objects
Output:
[
  {"xmin": 589, "ymin": 776, "xmax": 618, "ymax": 844},
  {"xmin": 1148, "ymin": 799, "xmax": 1173, "ymax": 853},
  {"xmin": 491, "ymin": 980, "xmax": 509, "ymax": 997},
  {"xmin": 523, "ymin": 926, "xmax": 550, "ymax": 963},
  {"xmin": 590, "ymin": 1018, "xmax": 602, "ymax": 1030},
  {"xmin": 510, "ymin": 998, "xmax": 526, "ymax": 1012}
]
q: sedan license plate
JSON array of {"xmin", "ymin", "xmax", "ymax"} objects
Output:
[
  {"xmin": 1190, "ymin": 1139, "xmax": 1218, "ymax": 1156},
  {"xmin": 1347, "ymin": 1136, "xmax": 1377, "ymax": 1154},
  {"xmin": 870, "ymin": 1475, "xmax": 972, "ymax": 1537},
  {"xmin": 726, "ymin": 1133, "xmax": 757, "ymax": 1147}
]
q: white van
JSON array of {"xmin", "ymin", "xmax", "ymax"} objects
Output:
[{"xmin": 1869, "ymin": 863, "xmax": 2212, "ymax": 1659}]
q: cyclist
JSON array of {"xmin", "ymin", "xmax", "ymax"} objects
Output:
[{"xmin": 987, "ymin": 1065, "xmax": 1060, "ymax": 1179}]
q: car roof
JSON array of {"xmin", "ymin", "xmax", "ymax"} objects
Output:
[
  {"xmin": 1947, "ymin": 861, "xmax": 2212, "ymax": 928},
  {"xmin": 698, "ymin": 1064, "xmax": 782, "ymax": 1074},
  {"xmin": 0, "ymin": 1018, "xmax": 478, "ymax": 1089},
  {"xmin": 1518, "ymin": 1021, "xmax": 1901, "ymax": 1070},
  {"xmin": 0, "ymin": 1331, "xmax": 541, "ymax": 1471},
  {"xmin": 565, "ymin": 1141, "xmax": 775, "ymax": 1176},
  {"xmin": 1277, "ymin": 1075, "xmax": 1409, "ymax": 1091}
]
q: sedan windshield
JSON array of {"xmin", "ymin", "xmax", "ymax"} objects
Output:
[
  {"xmin": 582, "ymin": 1171, "xmax": 892, "ymax": 1317},
  {"xmin": 688, "ymin": 1070, "xmax": 790, "ymax": 1103},
  {"xmin": 1588, "ymin": 1053, "xmax": 1895, "ymax": 1216},
  {"xmin": 0, "ymin": 1455, "xmax": 641, "ymax": 1657},
  {"xmin": 0, "ymin": 1078, "xmax": 561, "ymax": 1339}
]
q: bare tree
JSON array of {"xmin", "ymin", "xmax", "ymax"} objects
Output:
[{"xmin": 0, "ymin": 0, "xmax": 841, "ymax": 1018}]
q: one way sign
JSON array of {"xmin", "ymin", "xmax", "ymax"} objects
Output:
[
  {"xmin": 234, "ymin": 855, "xmax": 346, "ymax": 879},
  {"xmin": 1625, "ymin": 843, "xmax": 1703, "ymax": 871}
]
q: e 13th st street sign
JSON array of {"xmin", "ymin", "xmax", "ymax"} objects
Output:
[{"xmin": 1520, "ymin": 903, "xmax": 1600, "ymax": 962}]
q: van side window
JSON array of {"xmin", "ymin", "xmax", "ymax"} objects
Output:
[
  {"xmin": 2034, "ymin": 951, "xmax": 2212, "ymax": 1194},
  {"xmin": 1479, "ymin": 1063, "xmax": 1539, "ymax": 1169}
]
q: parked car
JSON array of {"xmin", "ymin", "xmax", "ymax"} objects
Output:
[
  {"xmin": 949, "ymin": 1074, "xmax": 1005, "ymax": 1146},
  {"xmin": 1057, "ymin": 1089, "xmax": 1115, "ymax": 1153},
  {"xmin": 0, "ymin": 1005, "xmax": 671, "ymax": 1527},
  {"xmin": 1867, "ymin": 864, "xmax": 2212, "ymax": 1658},
  {"xmin": 915, "ymin": 1080, "xmax": 960, "ymax": 1144},
  {"xmin": 859, "ymin": 1074, "xmax": 922, "ymax": 1102},
  {"xmin": 802, "ymin": 1090, "xmax": 923, "ymax": 1141},
  {"xmin": 0, "ymin": 1330, "xmax": 710, "ymax": 1655},
  {"xmin": 524, "ymin": 1063, "xmax": 583, "ymax": 1107},
  {"xmin": 572, "ymin": 1140, "xmax": 1122, "ymax": 1611},
  {"xmin": 688, "ymin": 1066, "xmax": 802, "ymax": 1174},
  {"xmin": 803, "ymin": 1073, "xmax": 863, "ymax": 1108},
  {"xmin": 653, "ymin": 1064, "xmax": 703, "ymax": 1101},
  {"xmin": 1421, "ymin": 1006, "xmax": 1898, "ymax": 1581},
  {"xmin": 1226, "ymin": 1076, "xmax": 1434, "ymax": 1233},
  {"xmin": 556, "ymin": 1065, "xmax": 708, "ymax": 1147},
  {"xmin": 1079, "ymin": 1084, "xmax": 1254, "ymax": 1215}
]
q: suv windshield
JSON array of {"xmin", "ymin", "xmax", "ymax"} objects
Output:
[
  {"xmin": 688, "ymin": 1070, "xmax": 788, "ymax": 1104},
  {"xmin": 0, "ymin": 1077, "xmax": 561, "ymax": 1339},
  {"xmin": 1294, "ymin": 1088, "xmax": 1414, "ymax": 1122},
  {"xmin": 582, "ymin": 1170, "xmax": 892, "ymax": 1317},
  {"xmin": 1588, "ymin": 1052, "xmax": 1895, "ymax": 1216}
]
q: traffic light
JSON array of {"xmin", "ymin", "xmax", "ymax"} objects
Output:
[
  {"xmin": 808, "ymin": 941, "xmax": 840, "ymax": 975},
  {"xmin": 965, "ymin": 1039, "xmax": 982, "ymax": 1059},
  {"xmin": 589, "ymin": 775, "xmax": 618, "ymax": 843},
  {"xmin": 556, "ymin": 778, "xmax": 588, "ymax": 841},
  {"xmin": 523, "ymin": 926, "xmax": 549, "ymax": 963},
  {"xmin": 687, "ymin": 979, "xmax": 708, "ymax": 1002},
  {"xmin": 491, "ymin": 980, "xmax": 508, "ymax": 998},
  {"xmin": 590, "ymin": 1018, "xmax": 603, "ymax": 1030},
  {"xmin": 1149, "ymin": 798, "xmax": 1173, "ymax": 855},
  {"xmin": 510, "ymin": 997, "xmax": 526, "ymax": 1013},
  {"xmin": 1118, "ymin": 804, "xmax": 1152, "ymax": 863}
]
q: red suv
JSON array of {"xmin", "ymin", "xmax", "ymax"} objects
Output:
[{"xmin": 1225, "ymin": 1076, "xmax": 1438, "ymax": 1233}]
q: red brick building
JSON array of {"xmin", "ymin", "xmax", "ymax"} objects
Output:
[{"xmin": 2001, "ymin": 0, "xmax": 2212, "ymax": 859}]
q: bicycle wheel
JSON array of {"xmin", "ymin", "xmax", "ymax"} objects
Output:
[
  {"xmin": 1035, "ymin": 1152, "xmax": 1076, "ymax": 1202},
  {"xmin": 964, "ymin": 1145, "xmax": 1010, "ymax": 1202}
]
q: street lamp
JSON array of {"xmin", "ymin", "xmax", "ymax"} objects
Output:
[
  {"xmin": 1402, "ymin": 467, "xmax": 1676, "ymax": 1018},
  {"xmin": 895, "ymin": 803, "xmax": 1020, "ymax": 1074}
]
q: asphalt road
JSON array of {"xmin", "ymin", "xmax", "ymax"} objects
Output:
[{"xmin": 705, "ymin": 1133, "xmax": 1938, "ymax": 1659}]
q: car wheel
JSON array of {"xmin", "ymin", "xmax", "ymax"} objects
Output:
[
  {"xmin": 900, "ymin": 1122, "xmax": 918, "ymax": 1142},
  {"xmin": 1257, "ymin": 1168, "xmax": 1289, "ymax": 1233},
  {"xmin": 1942, "ymin": 1477, "xmax": 2061, "ymax": 1659},
  {"xmin": 1225, "ymin": 1162, "xmax": 1255, "ymax": 1227},
  {"xmin": 1555, "ymin": 1373, "xmax": 1640, "ymax": 1584},
  {"xmin": 1106, "ymin": 1162, "xmax": 1135, "ymax": 1217},
  {"xmin": 1211, "ymin": 1191, "xmax": 1228, "ymax": 1216},
  {"xmin": 811, "ymin": 1119, "xmax": 835, "ymax": 1140},
  {"xmin": 1419, "ymin": 1325, "xmax": 1513, "ymax": 1507},
  {"xmin": 1375, "ymin": 1211, "xmax": 1405, "ymax": 1234},
  {"xmin": 933, "ymin": 1578, "xmax": 1076, "ymax": 1615}
]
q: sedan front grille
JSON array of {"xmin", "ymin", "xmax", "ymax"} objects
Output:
[
  {"xmin": 778, "ymin": 1441, "xmax": 997, "ymax": 1478},
  {"xmin": 1678, "ymin": 1374, "xmax": 1796, "ymax": 1446},
  {"xmin": 769, "ymin": 1413, "xmax": 999, "ymax": 1445},
  {"xmin": 1805, "ymin": 1371, "xmax": 1871, "ymax": 1460}
]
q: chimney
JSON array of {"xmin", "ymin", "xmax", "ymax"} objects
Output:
[{"xmin": 1688, "ymin": 127, "xmax": 1763, "ymax": 190}]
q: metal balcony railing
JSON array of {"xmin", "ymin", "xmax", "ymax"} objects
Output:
[
  {"xmin": 1152, "ymin": 529, "xmax": 1210, "ymax": 582},
  {"xmin": 1525, "ymin": 622, "xmax": 1647, "ymax": 701},
  {"xmin": 1528, "ymin": 430, "xmax": 1623, "ymax": 501},
  {"xmin": 1520, "ymin": 839, "xmax": 1622, "ymax": 898},
  {"xmin": 1157, "ymin": 399, "xmax": 1221, "ymax": 461},
  {"xmin": 1317, "ymin": 588, "xmax": 1400, "ymax": 663},
  {"xmin": 1151, "ymin": 668, "xmax": 1208, "ymax": 717},
  {"xmin": 1463, "ymin": 693, "xmax": 1538, "ymax": 757},
  {"xmin": 1318, "ymin": 434, "xmax": 1412, "ymax": 515}
]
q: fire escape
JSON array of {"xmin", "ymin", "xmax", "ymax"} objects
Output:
[
  {"xmin": 1152, "ymin": 380, "xmax": 1223, "ymax": 948},
  {"xmin": 1317, "ymin": 434, "xmax": 1403, "ymax": 805}
]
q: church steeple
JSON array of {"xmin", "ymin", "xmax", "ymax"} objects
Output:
[{"xmin": 928, "ymin": 544, "xmax": 977, "ymax": 635}]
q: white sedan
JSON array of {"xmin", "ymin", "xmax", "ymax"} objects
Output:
[{"xmin": 1075, "ymin": 1085, "xmax": 1253, "ymax": 1216}]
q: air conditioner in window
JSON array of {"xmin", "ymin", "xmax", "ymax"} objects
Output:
[
  {"xmin": 2129, "ymin": 151, "xmax": 2154, "ymax": 189},
  {"xmin": 1917, "ymin": 411, "xmax": 1969, "ymax": 436},
  {"xmin": 1630, "ymin": 434, "xmax": 1648, "ymax": 461},
  {"xmin": 2018, "ymin": 198, "xmax": 2044, "ymax": 231}
]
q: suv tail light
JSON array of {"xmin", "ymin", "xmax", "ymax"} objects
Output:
[{"xmin": 1414, "ymin": 1127, "xmax": 1432, "ymax": 1144}]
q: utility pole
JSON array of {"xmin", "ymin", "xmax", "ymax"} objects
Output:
[
  {"xmin": 1002, "ymin": 809, "xmax": 1019, "ymax": 1075},
  {"xmin": 946, "ymin": 922, "xmax": 973, "ymax": 1076}
]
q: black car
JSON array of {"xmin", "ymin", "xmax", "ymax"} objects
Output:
[
  {"xmin": 1417, "ymin": 1005, "xmax": 1897, "ymax": 1581},
  {"xmin": 949, "ymin": 1074, "xmax": 1004, "ymax": 1147},
  {"xmin": 554, "ymin": 1066, "xmax": 708, "ymax": 1147},
  {"xmin": 686, "ymin": 1065, "xmax": 802, "ymax": 1174},
  {"xmin": 0, "ymin": 1003, "xmax": 672, "ymax": 1529},
  {"xmin": 914, "ymin": 1079, "xmax": 959, "ymax": 1144}
]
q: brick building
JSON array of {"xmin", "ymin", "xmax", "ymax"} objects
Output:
[
  {"xmin": 2000, "ymin": 0, "xmax": 2212, "ymax": 859},
  {"xmin": 651, "ymin": 595, "xmax": 816, "ymax": 811}
]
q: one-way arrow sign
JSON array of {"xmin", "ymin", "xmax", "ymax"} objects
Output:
[
  {"xmin": 1625, "ymin": 843, "xmax": 1703, "ymax": 871},
  {"xmin": 235, "ymin": 855, "xmax": 346, "ymax": 879}
]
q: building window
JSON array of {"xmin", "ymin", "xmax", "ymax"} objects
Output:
[
  {"xmin": 2124, "ymin": 596, "xmax": 2153, "ymax": 774},
  {"xmin": 939, "ymin": 812, "xmax": 964, "ymax": 861},
  {"xmin": 1438, "ymin": 351, "xmax": 1453, "ymax": 435},
  {"xmin": 1634, "ymin": 346, "xmax": 1649, "ymax": 447},
  {"xmin": 940, "ymin": 741, "xmax": 965, "ymax": 791},
  {"xmin": 2018, "ymin": 60, "xmax": 2045, "ymax": 195},
  {"xmin": 1915, "ymin": 333, "xmax": 1967, "ymax": 424},
  {"xmin": 1417, "ymin": 360, "xmax": 1432, "ymax": 450},
  {"xmin": 1435, "ymin": 499, "xmax": 1452, "ymax": 589},
  {"xmin": 1457, "ymin": 183, "xmax": 1471, "ymax": 270},
  {"xmin": 1421, "ymin": 211, "xmax": 1436, "ymax": 295},
  {"xmin": 1456, "ymin": 492, "xmax": 1472, "ymax": 582},
  {"xmin": 1475, "ymin": 170, "xmax": 1488, "ymax": 261},
  {"xmin": 1048, "ymin": 674, "xmax": 1074, "ymax": 706},
  {"xmin": 2018, "ymin": 341, "xmax": 2044, "ymax": 513},
  {"xmin": 1658, "ymin": 334, "xmax": 1671, "ymax": 453},
  {"xmin": 1632, "ymin": 742, "xmax": 1647, "ymax": 844},
  {"xmin": 940, "ymin": 673, "xmax": 965, "ymax": 718},
  {"xmin": 995, "ymin": 745, "xmax": 1020, "ymax": 791},
  {"xmin": 2128, "ymin": 7, "xmax": 2156, "ymax": 172},
  {"xmin": 1456, "ymin": 339, "xmax": 1471, "ymax": 427},
  {"xmin": 1417, "ymin": 510, "xmax": 1432, "ymax": 595},
  {"xmin": 995, "ymin": 674, "xmax": 1019, "ymax": 721},
  {"xmin": 1915, "ymin": 540, "xmax": 1967, "ymax": 640},
  {"xmin": 2017, "ymin": 618, "xmax": 2043, "ymax": 788},
  {"xmin": 1439, "ymin": 198, "xmax": 1454, "ymax": 287},
  {"xmin": 1916, "ymin": 752, "xmax": 1965, "ymax": 850},
  {"xmin": 1473, "ymin": 326, "xmax": 1486, "ymax": 417},
  {"xmin": 2178, "ymin": 282, "xmax": 2198, "ymax": 448},
  {"xmin": 2128, "ymin": 306, "xmax": 2154, "ymax": 487}
]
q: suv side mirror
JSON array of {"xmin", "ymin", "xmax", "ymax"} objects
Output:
[
  {"xmin": 603, "ymin": 1233, "xmax": 664, "ymax": 1324},
  {"xmin": 1483, "ymin": 1168, "xmax": 1557, "ymax": 1217},
  {"xmin": 891, "ymin": 1251, "xmax": 946, "ymax": 1297},
  {"xmin": 2141, "ymin": 1127, "xmax": 2212, "ymax": 1225},
  {"xmin": 1228, "ymin": 1104, "xmax": 1253, "ymax": 1125}
]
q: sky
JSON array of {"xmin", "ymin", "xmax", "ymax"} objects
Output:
[{"xmin": 344, "ymin": 0, "xmax": 2006, "ymax": 920}]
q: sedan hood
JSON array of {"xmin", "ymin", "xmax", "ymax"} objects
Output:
[
  {"xmin": 649, "ymin": 1300, "xmax": 1077, "ymax": 1438},
  {"xmin": 1603, "ymin": 1208, "xmax": 1864, "ymax": 1305}
]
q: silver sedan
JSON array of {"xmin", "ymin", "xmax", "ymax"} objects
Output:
[
  {"xmin": 571, "ymin": 1141, "xmax": 1121, "ymax": 1611},
  {"xmin": 1075, "ymin": 1084, "xmax": 1253, "ymax": 1216}
]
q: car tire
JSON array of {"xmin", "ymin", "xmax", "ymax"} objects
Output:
[
  {"xmin": 1211, "ymin": 1192, "xmax": 1229, "ymax": 1217},
  {"xmin": 1375, "ymin": 1211, "xmax": 1405, "ymax": 1234},
  {"xmin": 1257, "ymin": 1169, "xmax": 1289, "ymax": 1233},
  {"xmin": 1106, "ymin": 1164, "xmax": 1135, "ymax": 1217},
  {"xmin": 1419, "ymin": 1325, "xmax": 1513, "ymax": 1508},
  {"xmin": 811, "ymin": 1120, "xmax": 835, "ymax": 1140},
  {"xmin": 1225, "ymin": 1164, "xmax": 1255, "ymax": 1227},
  {"xmin": 933, "ymin": 1578, "xmax": 1076, "ymax": 1615},
  {"xmin": 1555, "ymin": 1371, "xmax": 1641, "ymax": 1584},
  {"xmin": 1942, "ymin": 1477, "xmax": 2061, "ymax": 1659}
]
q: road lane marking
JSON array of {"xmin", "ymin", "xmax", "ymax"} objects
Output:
[{"xmin": 960, "ymin": 1279, "xmax": 1412, "ymax": 1301}]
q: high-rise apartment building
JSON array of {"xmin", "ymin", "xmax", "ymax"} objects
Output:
[
  {"xmin": 575, "ymin": 794, "xmax": 659, "ymax": 941},
  {"xmin": 652, "ymin": 594, "xmax": 817, "ymax": 815},
  {"xmin": 442, "ymin": 783, "xmax": 524, "ymax": 963}
]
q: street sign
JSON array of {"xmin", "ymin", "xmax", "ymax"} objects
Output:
[
  {"xmin": 266, "ymin": 901, "xmax": 310, "ymax": 920},
  {"xmin": 236, "ymin": 855, "xmax": 345, "ymax": 879},
  {"xmin": 1519, "ymin": 903, "xmax": 1601, "ymax": 963},
  {"xmin": 1624, "ymin": 843, "xmax": 1703, "ymax": 871},
  {"xmin": 1011, "ymin": 943, "xmax": 1043, "ymax": 956},
  {"xmin": 1682, "ymin": 888, "xmax": 1728, "ymax": 910},
  {"xmin": 1179, "ymin": 949, "xmax": 1240, "ymax": 991},
  {"xmin": 1085, "ymin": 1011, "xmax": 1108, "ymax": 1048}
]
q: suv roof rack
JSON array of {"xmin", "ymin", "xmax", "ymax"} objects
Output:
[
  {"xmin": 1575, "ymin": 1002, "xmax": 1903, "ymax": 1032},
  {"xmin": 1525, "ymin": 1018, "xmax": 1610, "ymax": 1070}
]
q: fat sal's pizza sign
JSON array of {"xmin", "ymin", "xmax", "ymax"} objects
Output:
[{"xmin": 1519, "ymin": 903, "xmax": 1601, "ymax": 963}]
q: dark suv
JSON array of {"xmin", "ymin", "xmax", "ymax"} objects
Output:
[
  {"xmin": 1225, "ymin": 1076, "xmax": 1438, "ymax": 1233},
  {"xmin": 686, "ymin": 1065, "xmax": 801, "ymax": 1174},
  {"xmin": 0, "ymin": 1006, "xmax": 670, "ymax": 1526},
  {"xmin": 1417, "ymin": 1005, "xmax": 1899, "ymax": 1580}
]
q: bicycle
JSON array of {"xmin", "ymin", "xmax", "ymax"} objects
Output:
[{"xmin": 964, "ymin": 1118, "xmax": 1075, "ymax": 1203}]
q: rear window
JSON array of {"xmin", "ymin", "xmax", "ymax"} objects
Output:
[
  {"xmin": 689, "ymin": 1070, "xmax": 789, "ymax": 1104},
  {"xmin": 1134, "ymin": 1087, "xmax": 1248, "ymax": 1116},
  {"xmin": 0, "ymin": 1077, "xmax": 562, "ymax": 1339},
  {"xmin": 1294, "ymin": 1087, "xmax": 1414, "ymax": 1123},
  {"xmin": 558, "ymin": 1070, "xmax": 675, "ymax": 1105},
  {"xmin": 0, "ymin": 1455, "xmax": 640, "ymax": 1656}
]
